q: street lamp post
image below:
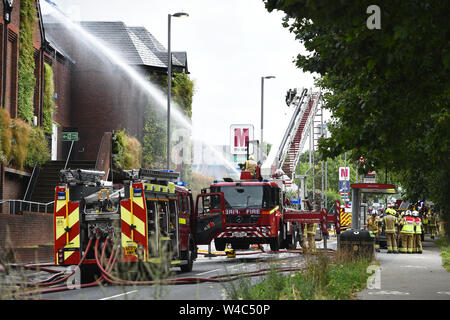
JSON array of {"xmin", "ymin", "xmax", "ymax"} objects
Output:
[
  {"xmin": 167, "ymin": 12, "xmax": 189, "ymax": 170},
  {"xmin": 260, "ymin": 75, "xmax": 275, "ymax": 162}
]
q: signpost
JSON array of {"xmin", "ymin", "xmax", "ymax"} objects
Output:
[
  {"xmin": 230, "ymin": 124, "xmax": 254, "ymax": 167},
  {"xmin": 339, "ymin": 167, "xmax": 350, "ymax": 199},
  {"xmin": 230, "ymin": 124, "xmax": 254, "ymax": 155},
  {"xmin": 62, "ymin": 132, "xmax": 79, "ymax": 142},
  {"xmin": 62, "ymin": 132, "xmax": 78, "ymax": 170},
  {"xmin": 363, "ymin": 171, "xmax": 376, "ymax": 183}
]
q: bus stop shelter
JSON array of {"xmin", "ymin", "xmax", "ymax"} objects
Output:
[{"xmin": 351, "ymin": 183, "xmax": 397, "ymax": 229}]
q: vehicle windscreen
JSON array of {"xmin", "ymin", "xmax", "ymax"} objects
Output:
[{"xmin": 211, "ymin": 185, "xmax": 277, "ymax": 209}]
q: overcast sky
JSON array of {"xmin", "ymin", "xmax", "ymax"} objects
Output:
[{"xmin": 48, "ymin": 0, "xmax": 317, "ymax": 148}]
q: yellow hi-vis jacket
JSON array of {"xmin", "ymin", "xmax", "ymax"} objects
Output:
[
  {"xmin": 367, "ymin": 216, "xmax": 380, "ymax": 233},
  {"xmin": 414, "ymin": 217, "xmax": 422, "ymax": 234},
  {"xmin": 244, "ymin": 160, "xmax": 257, "ymax": 175},
  {"xmin": 429, "ymin": 215, "xmax": 437, "ymax": 227},
  {"xmin": 401, "ymin": 216, "xmax": 415, "ymax": 234}
]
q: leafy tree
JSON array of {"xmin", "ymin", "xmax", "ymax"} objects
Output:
[{"xmin": 264, "ymin": 0, "xmax": 450, "ymax": 229}]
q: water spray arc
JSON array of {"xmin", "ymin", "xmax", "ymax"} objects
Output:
[{"xmin": 41, "ymin": 0, "xmax": 239, "ymax": 175}]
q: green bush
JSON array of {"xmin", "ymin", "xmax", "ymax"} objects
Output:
[
  {"xmin": 42, "ymin": 62, "xmax": 56, "ymax": 134},
  {"xmin": 25, "ymin": 126, "xmax": 50, "ymax": 168},
  {"xmin": 225, "ymin": 253, "xmax": 373, "ymax": 300},
  {"xmin": 17, "ymin": 0, "xmax": 37, "ymax": 122},
  {"xmin": 0, "ymin": 109, "xmax": 12, "ymax": 163},
  {"xmin": 112, "ymin": 129, "xmax": 142, "ymax": 170},
  {"xmin": 0, "ymin": 109, "xmax": 49, "ymax": 169}
]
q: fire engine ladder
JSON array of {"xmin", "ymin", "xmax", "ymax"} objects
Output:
[
  {"xmin": 277, "ymin": 89, "xmax": 320, "ymax": 180},
  {"xmin": 309, "ymin": 93, "xmax": 327, "ymax": 208}
]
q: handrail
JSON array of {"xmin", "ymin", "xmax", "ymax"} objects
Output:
[
  {"xmin": 23, "ymin": 164, "xmax": 41, "ymax": 201},
  {"xmin": 0, "ymin": 199, "xmax": 55, "ymax": 214}
]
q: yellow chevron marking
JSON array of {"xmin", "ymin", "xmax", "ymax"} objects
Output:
[
  {"xmin": 56, "ymin": 200, "xmax": 66, "ymax": 212},
  {"xmin": 121, "ymin": 233, "xmax": 137, "ymax": 256},
  {"xmin": 65, "ymin": 234, "xmax": 80, "ymax": 248},
  {"xmin": 55, "ymin": 216, "xmax": 66, "ymax": 240},
  {"xmin": 121, "ymin": 204, "xmax": 146, "ymax": 243},
  {"xmin": 68, "ymin": 207, "xmax": 79, "ymax": 229},
  {"xmin": 133, "ymin": 196, "xmax": 144, "ymax": 210},
  {"xmin": 64, "ymin": 250, "xmax": 75, "ymax": 261}
]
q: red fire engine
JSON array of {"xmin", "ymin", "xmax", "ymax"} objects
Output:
[
  {"xmin": 53, "ymin": 168, "xmax": 225, "ymax": 283},
  {"xmin": 201, "ymin": 88, "xmax": 340, "ymax": 251},
  {"xmin": 203, "ymin": 168, "xmax": 339, "ymax": 252}
]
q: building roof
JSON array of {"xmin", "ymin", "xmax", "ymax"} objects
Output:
[
  {"xmin": 42, "ymin": 18, "xmax": 188, "ymax": 72},
  {"xmin": 80, "ymin": 21, "xmax": 187, "ymax": 72},
  {"xmin": 127, "ymin": 26, "xmax": 186, "ymax": 69}
]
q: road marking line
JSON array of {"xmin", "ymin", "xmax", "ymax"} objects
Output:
[
  {"xmin": 99, "ymin": 290, "xmax": 138, "ymax": 300},
  {"xmin": 368, "ymin": 290, "xmax": 410, "ymax": 295},
  {"xmin": 196, "ymin": 268, "xmax": 221, "ymax": 276}
]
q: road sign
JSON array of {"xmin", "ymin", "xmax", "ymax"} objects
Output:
[
  {"xmin": 363, "ymin": 171, "xmax": 376, "ymax": 183},
  {"xmin": 339, "ymin": 167, "xmax": 350, "ymax": 181},
  {"xmin": 230, "ymin": 124, "xmax": 254, "ymax": 155},
  {"xmin": 62, "ymin": 132, "xmax": 79, "ymax": 142},
  {"xmin": 339, "ymin": 180, "xmax": 350, "ymax": 195}
]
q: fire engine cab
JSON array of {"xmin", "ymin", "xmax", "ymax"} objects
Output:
[{"xmin": 203, "ymin": 168, "xmax": 339, "ymax": 252}]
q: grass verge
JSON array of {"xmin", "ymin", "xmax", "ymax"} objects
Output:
[
  {"xmin": 435, "ymin": 235, "xmax": 450, "ymax": 272},
  {"xmin": 224, "ymin": 250, "xmax": 374, "ymax": 300}
]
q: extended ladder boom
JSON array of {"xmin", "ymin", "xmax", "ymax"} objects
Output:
[{"xmin": 261, "ymin": 88, "xmax": 322, "ymax": 181}]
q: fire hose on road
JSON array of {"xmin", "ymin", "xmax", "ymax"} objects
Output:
[{"xmin": 11, "ymin": 237, "xmax": 334, "ymax": 298}]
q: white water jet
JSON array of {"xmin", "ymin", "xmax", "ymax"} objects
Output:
[{"xmin": 42, "ymin": 0, "xmax": 240, "ymax": 176}]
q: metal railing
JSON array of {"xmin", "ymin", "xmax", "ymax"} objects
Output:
[{"xmin": 0, "ymin": 199, "xmax": 54, "ymax": 215}]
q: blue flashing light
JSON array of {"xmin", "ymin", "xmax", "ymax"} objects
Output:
[
  {"xmin": 177, "ymin": 181, "xmax": 185, "ymax": 186},
  {"xmin": 213, "ymin": 180, "xmax": 218, "ymax": 183},
  {"xmin": 263, "ymin": 179, "xmax": 269, "ymax": 182}
]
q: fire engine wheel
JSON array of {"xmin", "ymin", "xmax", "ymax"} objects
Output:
[
  {"xmin": 269, "ymin": 236, "xmax": 280, "ymax": 251},
  {"xmin": 288, "ymin": 229, "xmax": 298, "ymax": 249},
  {"xmin": 269, "ymin": 222, "xmax": 284, "ymax": 251},
  {"xmin": 180, "ymin": 239, "xmax": 195, "ymax": 272}
]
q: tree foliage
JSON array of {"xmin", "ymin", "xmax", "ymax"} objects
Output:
[{"xmin": 264, "ymin": 0, "xmax": 450, "ymax": 218}]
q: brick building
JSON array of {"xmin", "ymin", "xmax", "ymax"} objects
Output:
[
  {"xmin": 0, "ymin": 1, "xmax": 188, "ymax": 262},
  {"xmin": 0, "ymin": 1, "xmax": 188, "ymax": 203},
  {"xmin": 43, "ymin": 19, "xmax": 188, "ymax": 162},
  {"xmin": 0, "ymin": 0, "xmax": 46, "ymax": 202}
]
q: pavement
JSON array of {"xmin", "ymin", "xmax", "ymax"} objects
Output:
[{"xmin": 357, "ymin": 235, "xmax": 450, "ymax": 300}]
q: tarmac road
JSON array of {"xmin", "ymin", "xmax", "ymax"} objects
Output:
[
  {"xmin": 29, "ymin": 240, "xmax": 338, "ymax": 300},
  {"xmin": 1, "ymin": 237, "xmax": 337, "ymax": 300},
  {"xmin": 357, "ymin": 235, "xmax": 450, "ymax": 300}
]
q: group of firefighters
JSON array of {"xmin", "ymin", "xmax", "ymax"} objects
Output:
[{"xmin": 367, "ymin": 204, "xmax": 440, "ymax": 254}]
